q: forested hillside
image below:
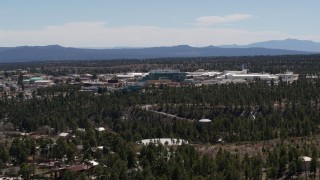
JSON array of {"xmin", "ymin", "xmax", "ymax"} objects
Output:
[{"xmin": 0, "ymin": 56, "xmax": 320, "ymax": 179}]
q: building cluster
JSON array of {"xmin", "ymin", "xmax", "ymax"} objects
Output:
[
  {"xmin": 112, "ymin": 68, "xmax": 299, "ymax": 92},
  {"xmin": 0, "ymin": 68, "xmax": 299, "ymax": 96},
  {"xmin": 0, "ymin": 123, "xmax": 190, "ymax": 178},
  {"xmin": 0, "ymin": 71, "xmax": 55, "ymax": 97},
  {"xmin": 0, "ymin": 126, "xmax": 104, "ymax": 179},
  {"xmin": 186, "ymin": 69, "xmax": 298, "ymax": 85}
]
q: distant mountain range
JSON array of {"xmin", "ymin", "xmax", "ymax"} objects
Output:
[
  {"xmin": 0, "ymin": 39, "xmax": 319, "ymax": 62},
  {"xmin": 221, "ymin": 39, "xmax": 320, "ymax": 52}
]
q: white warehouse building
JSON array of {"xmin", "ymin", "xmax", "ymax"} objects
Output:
[{"xmin": 225, "ymin": 73, "xmax": 278, "ymax": 81}]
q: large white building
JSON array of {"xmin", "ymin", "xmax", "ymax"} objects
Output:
[
  {"xmin": 223, "ymin": 73, "xmax": 278, "ymax": 81},
  {"xmin": 187, "ymin": 69, "xmax": 221, "ymax": 78},
  {"xmin": 33, "ymin": 80, "xmax": 55, "ymax": 87},
  {"xmin": 276, "ymin": 71, "xmax": 299, "ymax": 82}
]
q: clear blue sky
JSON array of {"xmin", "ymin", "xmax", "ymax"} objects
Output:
[{"xmin": 1, "ymin": 0, "xmax": 319, "ymax": 47}]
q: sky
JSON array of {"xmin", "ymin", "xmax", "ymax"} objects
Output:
[{"xmin": 1, "ymin": 0, "xmax": 320, "ymax": 47}]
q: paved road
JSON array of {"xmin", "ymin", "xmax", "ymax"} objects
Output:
[{"xmin": 140, "ymin": 105, "xmax": 194, "ymax": 122}]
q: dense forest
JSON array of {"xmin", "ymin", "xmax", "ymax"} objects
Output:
[
  {"xmin": 1, "ymin": 54, "xmax": 320, "ymax": 75},
  {"xmin": 1, "ymin": 56, "xmax": 320, "ymax": 179},
  {"xmin": 3, "ymin": 77, "xmax": 320, "ymax": 143}
]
